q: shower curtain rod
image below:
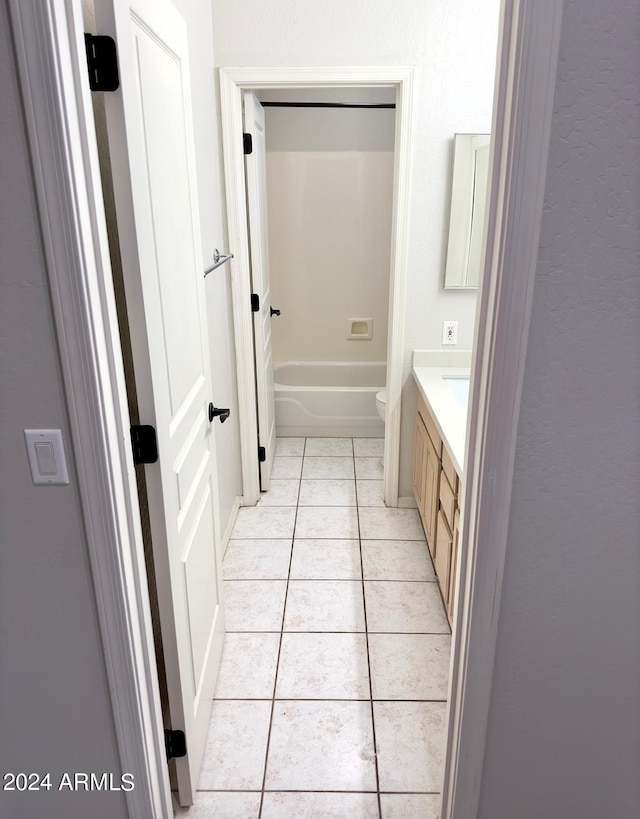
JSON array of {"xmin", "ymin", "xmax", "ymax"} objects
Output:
[{"xmin": 260, "ymin": 101, "xmax": 395, "ymax": 109}]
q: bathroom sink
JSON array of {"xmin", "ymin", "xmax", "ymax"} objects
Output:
[{"xmin": 443, "ymin": 376, "xmax": 470, "ymax": 408}]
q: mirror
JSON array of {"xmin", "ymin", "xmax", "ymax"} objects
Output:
[{"xmin": 443, "ymin": 133, "xmax": 490, "ymax": 289}]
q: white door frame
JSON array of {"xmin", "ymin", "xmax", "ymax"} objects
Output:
[
  {"xmin": 8, "ymin": 1, "xmax": 563, "ymax": 817},
  {"xmin": 219, "ymin": 66, "xmax": 415, "ymax": 507}
]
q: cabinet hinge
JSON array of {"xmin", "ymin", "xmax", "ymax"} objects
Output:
[
  {"xmin": 130, "ymin": 425, "xmax": 158, "ymax": 465},
  {"xmin": 258, "ymin": 446, "xmax": 266, "ymax": 463},
  {"xmin": 164, "ymin": 729, "xmax": 186, "ymax": 761},
  {"xmin": 251, "ymin": 293, "xmax": 260, "ymax": 312},
  {"xmin": 243, "ymin": 132, "xmax": 253, "ymax": 154},
  {"xmin": 84, "ymin": 34, "xmax": 120, "ymax": 92}
]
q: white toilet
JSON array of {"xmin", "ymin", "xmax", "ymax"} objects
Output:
[{"xmin": 376, "ymin": 390, "xmax": 387, "ymax": 466}]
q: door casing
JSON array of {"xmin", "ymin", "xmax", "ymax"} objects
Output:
[
  {"xmin": 8, "ymin": 2, "xmax": 564, "ymax": 817},
  {"xmin": 219, "ymin": 66, "xmax": 415, "ymax": 508}
]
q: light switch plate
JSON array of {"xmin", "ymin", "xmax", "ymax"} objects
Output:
[{"xmin": 24, "ymin": 429, "xmax": 70, "ymax": 485}]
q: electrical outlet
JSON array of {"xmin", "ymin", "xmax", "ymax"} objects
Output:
[{"xmin": 442, "ymin": 321, "xmax": 458, "ymax": 345}]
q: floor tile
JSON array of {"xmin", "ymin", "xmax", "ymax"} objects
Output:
[
  {"xmin": 224, "ymin": 580, "xmax": 287, "ymax": 631},
  {"xmin": 214, "ymin": 632, "xmax": 280, "ymax": 698},
  {"xmin": 359, "ymin": 507, "xmax": 426, "ymax": 540},
  {"xmin": 369, "ymin": 633, "xmax": 451, "ymax": 700},
  {"xmin": 284, "ymin": 580, "xmax": 366, "ymax": 632},
  {"xmin": 361, "ymin": 540, "xmax": 436, "ymax": 581},
  {"xmin": 231, "ymin": 506, "xmax": 296, "ymax": 539},
  {"xmin": 356, "ymin": 479, "xmax": 385, "ymax": 507},
  {"xmin": 374, "ymin": 701, "xmax": 447, "ymax": 792},
  {"xmin": 265, "ymin": 700, "xmax": 377, "ymax": 791},
  {"xmin": 271, "ymin": 455, "xmax": 303, "ymax": 479},
  {"xmin": 290, "ymin": 539, "xmax": 361, "ymax": 580},
  {"xmin": 262, "ymin": 792, "xmax": 379, "ymax": 818},
  {"xmin": 380, "ymin": 794, "xmax": 442, "ymax": 819},
  {"xmin": 275, "ymin": 437, "xmax": 305, "ymax": 456},
  {"xmin": 295, "ymin": 506, "xmax": 359, "ymax": 539},
  {"xmin": 302, "ymin": 456, "xmax": 355, "ymax": 479},
  {"xmin": 223, "ymin": 539, "xmax": 292, "ymax": 580},
  {"xmin": 355, "ymin": 457, "xmax": 384, "ymax": 479},
  {"xmin": 257, "ymin": 479, "xmax": 300, "ymax": 506},
  {"xmin": 298, "ymin": 478, "xmax": 357, "ymax": 506},
  {"xmin": 276, "ymin": 632, "xmax": 370, "ymax": 699},
  {"xmin": 173, "ymin": 792, "xmax": 261, "ymax": 818},
  {"xmin": 304, "ymin": 437, "xmax": 354, "ymax": 456},
  {"xmin": 353, "ymin": 437, "xmax": 385, "ymax": 457},
  {"xmin": 365, "ymin": 581, "xmax": 450, "ymax": 633},
  {"xmin": 198, "ymin": 700, "xmax": 271, "ymax": 790}
]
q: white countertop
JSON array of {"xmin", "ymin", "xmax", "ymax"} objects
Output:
[{"xmin": 412, "ymin": 365, "xmax": 470, "ymax": 476}]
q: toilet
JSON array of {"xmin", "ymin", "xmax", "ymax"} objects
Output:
[
  {"xmin": 375, "ymin": 389, "xmax": 387, "ymax": 423},
  {"xmin": 376, "ymin": 390, "xmax": 386, "ymax": 466}
]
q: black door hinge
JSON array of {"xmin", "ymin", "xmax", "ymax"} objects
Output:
[
  {"xmin": 243, "ymin": 133, "xmax": 253, "ymax": 154},
  {"xmin": 130, "ymin": 425, "xmax": 158, "ymax": 465},
  {"xmin": 164, "ymin": 729, "xmax": 186, "ymax": 761},
  {"xmin": 258, "ymin": 446, "xmax": 266, "ymax": 463},
  {"xmin": 251, "ymin": 293, "xmax": 260, "ymax": 312},
  {"xmin": 84, "ymin": 34, "xmax": 120, "ymax": 92}
]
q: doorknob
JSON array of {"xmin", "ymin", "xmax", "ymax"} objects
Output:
[
  {"xmin": 270, "ymin": 306, "xmax": 281, "ymax": 317},
  {"xmin": 208, "ymin": 403, "xmax": 230, "ymax": 424}
]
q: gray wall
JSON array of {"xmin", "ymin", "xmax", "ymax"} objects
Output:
[
  {"xmin": 477, "ymin": 2, "xmax": 640, "ymax": 817},
  {"xmin": 0, "ymin": 2, "xmax": 126, "ymax": 817}
]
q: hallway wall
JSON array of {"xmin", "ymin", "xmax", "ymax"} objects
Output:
[
  {"xmin": 476, "ymin": 2, "xmax": 640, "ymax": 817},
  {"xmin": 0, "ymin": 3, "xmax": 126, "ymax": 816}
]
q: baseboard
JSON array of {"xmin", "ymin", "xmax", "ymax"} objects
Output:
[
  {"xmin": 220, "ymin": 496, "xmax": 241, "ymax": 558},
  {"xmin": 397, "ymin": 495, "xmax": 418, "ymax": 509}
]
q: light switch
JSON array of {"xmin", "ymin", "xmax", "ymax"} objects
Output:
[
  {"xmin": 34, "ymin": 442, "xmax": 57, "ymax": 475},
  {"xmin": 24, "ymin": 429, "xmax": 70, "ymax": 485}
]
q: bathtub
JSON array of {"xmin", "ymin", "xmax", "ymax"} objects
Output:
[{"xmin": 274, "ymin": 361, "xmax": 386, "ymax": 438}]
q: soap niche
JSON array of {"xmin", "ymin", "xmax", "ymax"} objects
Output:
[{"xmin": 347, "ymin": 318, "xmax": 373, "ymax": 340}]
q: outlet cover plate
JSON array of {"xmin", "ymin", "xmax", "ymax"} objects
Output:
[{"xmin": 442, "ymin": 321, "xmax": 458, "ymax": 345}]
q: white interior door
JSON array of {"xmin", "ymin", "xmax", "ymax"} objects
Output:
[
  {"xmin": 244, "ymin": 92, "xmax": 276, "ymax": 490},
  {"xmin": 95, "ymin": 0, "xmax": 224, "ymax": 805}
]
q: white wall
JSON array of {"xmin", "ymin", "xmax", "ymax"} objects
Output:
[
  {"xmin": 212, "ymin": 0, "xmax": 500, "ymax": 497},
  {"xmin": 265, "ymin": 105, "xmax": 394, "ymax": 363},
  {"xmin": 0, "ymin": 3, "xmax": 126, "ymax": 816},
  {"xmin": 476, "ymin": 2, "xmax": 640, "ymax": 817},
  {"xmin": 172, "ymin": 0, "xmax": 242, "ymax": 533}
]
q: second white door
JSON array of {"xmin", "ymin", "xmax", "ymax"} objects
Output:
[{"xmin": 244, "ymin": 92, "xmax": 276, "ymax": 490}]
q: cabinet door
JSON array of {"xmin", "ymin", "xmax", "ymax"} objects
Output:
[
  {"xmin": 424, "ymin": 436, "xmax": 440, "ymax": 557},
  {"xmin": 413, "ymin": 414, "xmax": 428, "ymax": 513},
  {"xmin": 435, "ymin": 509, "xmax": 453, "ymax": 605}
]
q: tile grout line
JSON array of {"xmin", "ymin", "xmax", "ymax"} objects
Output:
[
  {"xmin": 198, "ymin": 787, "xmax": 441, "ymax": 794},
  {"xmin": 257, "ymin": 439, "xmax": 305, "ymax": 818},
  {"xmin": 353, "ymin": 439, "xmax": 383, "ymax": 819}
]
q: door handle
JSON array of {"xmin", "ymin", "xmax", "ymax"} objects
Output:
[
  {"xmin": 270, "ymin": 306, "xmax": 281, "ymax": 317},
  {"xmin": 208, "ymin": 403, "xmax": 230, "ymax": 424}
]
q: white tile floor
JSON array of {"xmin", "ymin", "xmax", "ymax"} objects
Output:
[{"xmin": 178, "ymin": 438, "xmax": 450, "ymax": 819}]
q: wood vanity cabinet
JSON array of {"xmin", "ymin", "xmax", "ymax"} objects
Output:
[
  {"xmin": 413, "ymin": 393, "xmax": 461, "ymax": 625},
  {"xmin": 413, "ymin": 411, "xmax": 439, "ymax": 555}
]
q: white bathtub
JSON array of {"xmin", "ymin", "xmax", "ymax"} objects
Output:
[{"xmin": 274, "ymin": 361, "xmax": 386, "ymax": 438}]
